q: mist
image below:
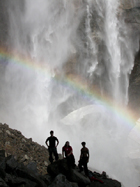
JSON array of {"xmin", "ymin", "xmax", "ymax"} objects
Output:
[{"xmin": 0, "ymin": 0, "xmax": 140, "ymax": 186}]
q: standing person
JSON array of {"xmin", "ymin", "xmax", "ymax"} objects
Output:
[
  {"xmin": 45, "ymin": 130, "xmax": 59, "ymax": 164},
  {"xmin": 78, "ymin": 142, "xmax": 89, "ymax": 176},
  {"xmin": 62, "ymin": 141, "xmax": 75, "ymax": 168}
]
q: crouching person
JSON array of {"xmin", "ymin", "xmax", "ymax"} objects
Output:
[{"xmin": 62, "ymin": 141, "xmax": 75, "ymax": 168}]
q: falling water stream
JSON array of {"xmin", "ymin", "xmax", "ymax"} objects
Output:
[{"xmin": 0, "ymin": 0, "xmax": 140, "ymax": 186}]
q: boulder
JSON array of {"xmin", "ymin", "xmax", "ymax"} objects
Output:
[
  {"xmin": 39, "ymin": 174, "xmax": 53, "ymax": 186},
  {"xmin": 0, "ymin": 177, "xmax": 8, "ymax": 187},
  {"xmin": 47, "ymin": 160, "xmax": 121, "ymax": 187},
  {"xmin": 2, "ymin": 151, "xmax": 47, "ymax": 187},
  {"xmin": 15, "ymin": 165, "xmax": 46, "ymax": 187},
  {"xmin": 48, "ymin": 174, "xmax": 78, "ymax": 187},
  {"xmin": 0, "ymin": 150, "xmax": 6, "ymax": 178},
  {"xmin": 26, "ymin": 162, "xmax": 38, "ymax": 175},
  {"xmin": 47, "ymin": 159, "xmax": 90, "ymax": 186},
  {"xmin": 47, "ymin": 158, "xmax": 69, "ymax": 177},
  {"xmin": 70, "ymin": 169, "xmax": 91, "ymax": 186},
  {"xmin": 6, "ymin": 155, "xmax": 18, "ymax": 172},
  {"xmin": 5, "ymin": 173, "xmax": 37, "ymax": 187}
]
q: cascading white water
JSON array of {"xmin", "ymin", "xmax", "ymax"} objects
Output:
[
  {"xmin": 0, "ymin": 0, "xmax": 140, "ymax": 186},
  {"xmin": 104, "ymin": 0, "xmax": 122, "ymax": 103}
]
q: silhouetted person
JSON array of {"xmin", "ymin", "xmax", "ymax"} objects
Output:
[
  {"xmin": 45, "ymin": 130, "xmax": 59, "ymax": 164},
  {"xmin": 62, "ymin": 141, "xmax": 75, "ymax": 168},
  {"xmin": 78, "ymin": 142, "xmax": 89, "ymax": 176}
]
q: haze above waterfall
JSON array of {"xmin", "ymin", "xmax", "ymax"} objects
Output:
[{"xmin": 0, "ymin": 0, "xmax": 139, "ymax": 186}]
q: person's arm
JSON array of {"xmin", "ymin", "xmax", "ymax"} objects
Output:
[
  {"xmin": 79, "ymin": 149, "xmax": 82, "ymax": 161},
  {"xmin": 56, "ymin": 138, "xmax": 59, "ymax": 147},
  {"xmin": 62, "ymin": 147, "xmax": 65, "ymax": 158},
  {"xmin": 87, "ymin": 148, "xmax": 89, "ymax": 163},
  {"xmin": 45, "ymin": 138, "xmax": 49, "ymax": 148}
]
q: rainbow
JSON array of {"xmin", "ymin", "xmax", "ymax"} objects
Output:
[
  {"xmin": 0, "ymin": 46, "xmax": 138, "ymax": 131},
  {"xmin": 0, "ymin": 47, "xmax": 51, "ymax": 75}
]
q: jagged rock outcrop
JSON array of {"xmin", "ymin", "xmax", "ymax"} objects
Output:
[
  {"xmin": 129, "ymin": 44, "xmax": 140, "ymax": 116},
  {"xmin": 47, "ymin": 159, "xmax": 121, "ymax": 187},
  {"xmin": 48, "ymin": 174, "xmax": 78, "ymax": 187},
  {"xmin": 47, "ymin": 159, "xmax": 91, "ymax": 186},
  {"xmin": 0, "ymin": 123, "xmax": 49, "ymax": 175},
  {"xmin": 0, "ymin": 150, "xmax": 49, "ymax": 187},
  {"xmin": 122, "ymin": 6, "xmax": 140, "ymax": 116},
  {"xmin": 0, "ymin": 149, "xmax": 121, "ymax": 187}
]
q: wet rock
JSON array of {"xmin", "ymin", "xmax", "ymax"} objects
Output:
[
  {"xmin": 70, "ymin": 169, "xmax": 90, "ymax": 186},
  {"xmin": 26, "ymin": 162, "xmax": 38, "ymax": 175},
  {"xmin": 123, "ymin": 7, "xmax": 140, "ymax": 25},
  {"xmin": 47, "ymin": 159, "xmax": 90, "ymax": 186},
  {"xmin": 48, "ymin": 174, "xmax": 78, "ymax": 187},
  {"xmin": 40, "ymin": 174, "xmax": 53, "ymax": 186},
  {"xmin": 47, "ymin": 158, "xmax": 70, "ymax": 177},
  {"xmin": 0, "ymin": 177, "xmax": 8, "ymax": 187},
  {"xmin": 15, "ymin": 164, "xmax": 47, "ymax": 187},
  {"xmin": 0, "ymin": 153, "xmax": 47, "ymax": 187},
  {"xmin": 5, "ymin": 173, "xmax": 37, "ymax": 187},
  {"xmin": 0, "ymin": 151, "xmax": 6, "ymax": 178},
  {"xmin": 6, "ymin": 155, "xmax": 18, "ymax": 172},
  {"xmin": 0, "ymin": 150, "xmax": 5, "ymax": 157}
]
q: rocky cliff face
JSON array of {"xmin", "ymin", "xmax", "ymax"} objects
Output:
[
  {"xmin": 123, "ymin": 6, "xmax": 140, "ymax": 116},
  {"xmin": 63, "ymin": 2, "xmax": 140, "ymax": 117}
]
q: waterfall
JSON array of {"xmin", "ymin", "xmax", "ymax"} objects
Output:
[
  {"xmin": 0, "ymin": 0, "xmax": 139, "ymax": 186},
  {"xmin": 104, "ymin": 0, "xmax": 122, "ymax": 102}
]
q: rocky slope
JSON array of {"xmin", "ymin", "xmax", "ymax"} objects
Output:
[
  {"xmin": 0, "ymin": 123, "xmax": 49, "ymax": 175},
  {"xmin": 0, "ymin": 123, "xmax": 121, "ymax": 187}
]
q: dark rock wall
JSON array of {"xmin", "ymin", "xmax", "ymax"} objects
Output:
[
  {"xmin": 123, "ymin": 7, "xmax": 140, "ymax": 116},
  {"xmin": 129, "ymin": 44, "xmax": 140, "ymax": 116}
]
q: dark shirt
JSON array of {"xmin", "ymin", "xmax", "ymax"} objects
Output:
[
  {"xmin": 46, "ymin": 136, "xmax": 58, "ymax": 147},
  {"xmin": 81, "ymin": 147, "xmax": 89, "ymax": 158}
]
